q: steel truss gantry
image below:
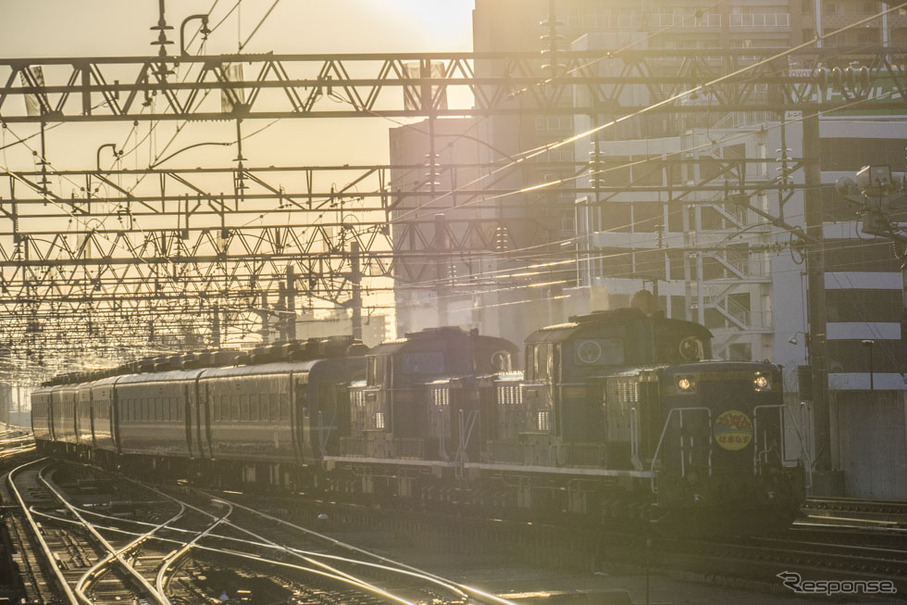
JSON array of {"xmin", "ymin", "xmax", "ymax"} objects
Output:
[
  {"xmin": 0, "ymin": 45, "xmax": 904, "ymax": 381},
  {"xmin": 1, "ymin": 48, "xmax": 904, "ymax": 122}
]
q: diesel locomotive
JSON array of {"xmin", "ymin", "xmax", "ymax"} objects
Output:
[{"xmin": 32, "ymin": 305, "xmax": 804, "ymax": 534}]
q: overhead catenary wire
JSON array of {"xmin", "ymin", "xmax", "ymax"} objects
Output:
[{"xmin": 0, "ymin": 3, "xmax": 904, "ymax": 378}]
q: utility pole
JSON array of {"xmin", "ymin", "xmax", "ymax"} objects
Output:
[
  {"xmin": 211, "ymin": 303, "xmax": 221, "ymax": 348},
  {"xmin": 434, "ymin": 214, "xmax": 449, "ymax": 327},
  {"xmin": 803, "ymin": 108, "xmax": 836, "ymax": 494},
  {"xmin": 350, "ymin": 241, "xmax": 362, "ymax": 341},
  {"xmin": 285, "ymin": 265, "xmax": 297, "ymax": 341}
]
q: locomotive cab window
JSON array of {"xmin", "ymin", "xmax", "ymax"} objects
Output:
[
  {"xmin": 401, "ymin": 351, "xmax": 444, "ymax": 375},
  {"xmin": 573, "ymin": 338, "xmax": 625, "ymax": 366}
]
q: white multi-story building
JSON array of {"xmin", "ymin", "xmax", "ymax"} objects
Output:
[
  {"xmin": 567, "ymin": 27, "xmax": 906, "ymax": 499},
  {"xmin": 390, "ymin": 0, "xmax": 906, "ymax": 498}
]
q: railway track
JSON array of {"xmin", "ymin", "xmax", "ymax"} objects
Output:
[
  {"xmin": 6, "ymin": 458, "xmax": 175, "ymax": 603},
  {"xmin": 638, "ymin": 519, "xmax": 907, "ymax": 598},
  {"xmin": 4, "ymin": 458, "xmax": 83, "ymax": 603},
  {"xmin": 6, "ymin": 455, "xmax": 906, "ymax": 603},
  {"xmin": 1, "ymin": 456, "xmax": 59, "ymax": 603},
  {"xmin": 7, "ymin": 460, "xmax": 523, "ymax": 603},
  {"xmin": 802, "ymin": 497, "xmax": 907, "ymax": 529},
  {"xmin": 150, "ymin": 485, "xmax": 519, "ymax": 604}
]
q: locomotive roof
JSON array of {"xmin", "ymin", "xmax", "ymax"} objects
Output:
[
  {"xmin": 525, "ymin": 307, "xmax": 711, "ymax": 344},
  {"xmin": 370, "ymin": 326, "xmax": 517, "ymax": 355}
]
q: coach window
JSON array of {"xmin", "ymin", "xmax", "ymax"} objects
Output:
[
  {"xmin": 269, "ymin": 394, "xmax": 279, "ymax": 422},
  {"xmin": 279, "ymin": 393, "xmax": 290, "ymax": 421},
  {"xmin": 239, "ymin": 394, "xmax": 249, "ymax": 420},
  {"xmin": 229, "ymin": 394, "xmax": 238, "ymax": 421}
]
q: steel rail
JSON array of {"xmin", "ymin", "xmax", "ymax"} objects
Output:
[
  {"xmin": 36, "ymin": 466, "xmax": 168, "ymax": 604},
  {"xmin": 6, "ymin": 458, "xmax": 79, "ymax": 603},
  {"xmin": 74, "ymin": 500, "xmax": 187, "ymax": 603}
]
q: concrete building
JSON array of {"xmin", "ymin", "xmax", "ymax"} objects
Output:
[
  {"xmin": 564, "ymin": 5, "xmax": 907, "ymax": 499},
  {"xmin": 389, "ymin": 1, "xmax": 906, "ymax": 497}
]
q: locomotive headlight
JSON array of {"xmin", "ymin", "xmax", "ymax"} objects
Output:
[
  {"xmin": 754, "ymin": 372, "xmax": 771, "ymax": 391},
  {"xmin": 677, "ymin": 376, "xmax": 696, "ymax": 393}
]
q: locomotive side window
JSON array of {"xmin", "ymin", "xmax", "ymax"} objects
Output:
[
  {"xmin": 530, "ymin": 344, "xmax": 554, "ymax": 381},
  {"xmin": 573, "ymin": 338, "xmax": 625, "ymax": 366},
  {"xmin": 368, "ymin": 355, "xmax": 389, "ymax": 386}
]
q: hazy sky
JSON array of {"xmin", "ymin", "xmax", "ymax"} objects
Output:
[
  {"xmin": 0, "ymin": 1, "xmax": 479, "ymax": 345},
  {"xmin": 0, "ymin": 1, "xmax": 476, "ymax": 56},
  {"xmin": 0, "ymin": 1, "xmax": 477, "ymax": 170}
]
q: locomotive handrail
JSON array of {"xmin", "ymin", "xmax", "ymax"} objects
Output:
[
  {"xmin": 752, "ymin": 404, "xmax": 786, "ymax": 475},
  {"xmin": 629, "ymin": 407, "xmax": 643, "ymax": 471},
  {"xmin": 649, "ymin": 406, "xmax": 712, "ymax": 494}
]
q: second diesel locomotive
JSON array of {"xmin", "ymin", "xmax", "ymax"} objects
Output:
[
  {"xmin": 32, "ymin": 306, "xmax": 804, "ymax": 533},
  {"xmin": 328, "ymin": 307, "xmax": 803, "ymax": 532}
]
